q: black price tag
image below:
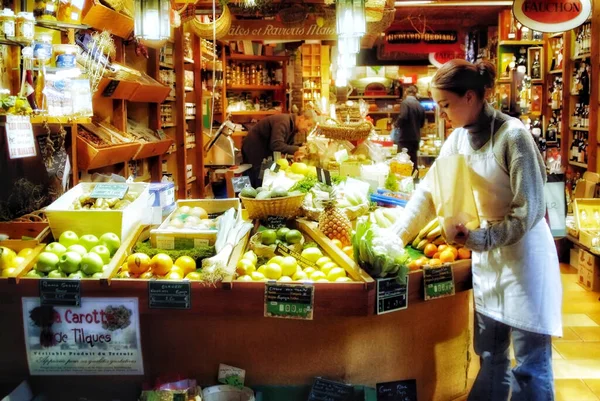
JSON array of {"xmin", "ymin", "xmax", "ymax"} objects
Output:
[
  {"xmin": 275, "ymin": 243, "xmax": 317, "ymax": 270},
  {"xmin": 376, "ymin": 277, "xmax": 408, "ymax": 315},
  {"xmin": 270, "ymin": 162, "xmax": 281, "ymax": 173},
  {"xmin": 232, "ymin": 176, "xmax": 252, "ymax": 193},
  {"xmin": 423, "ymin": 264, "xmax": 455, "ymax": 301},
  {"xmin": 376, "ymin": 379, "xmax": 417, "ymax": 401},
  {"xmin": 102, "ymin": 79, "xmax": 120, "ymax": 97},
  {"xmin": 149, "ymin": 281, "xmax": 191, "ymax": 309},
  {"xmin": 316, "ymin": 167, "xmax": 332, "ymax": 186},
  {"xmin": 262, "ymin": 215, "xmax": 287, "ymax": 229},
  {"xmin": 90, "ymin": 183, "xmax": 129, "ymax": 199},
  {"xmin": 264, "ymin": 282, "xmax": 314, "ymax": 320},
  {"xmin": 39, "ymin": 279, "xmax": 81, "ymax": 307},
  {"xmin": 308, "ymin": 377, "xmax": 354, "ymax": 401}
]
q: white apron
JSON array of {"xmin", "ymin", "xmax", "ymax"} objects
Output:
[{"xmin": 460, "ymin": 115, "xmax": 562, "ymax": 336}]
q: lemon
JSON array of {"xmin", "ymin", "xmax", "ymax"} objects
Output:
[
  {"xmin": 17, "ymin": 248, "xmax": 34, "ymax": 258},
  {"xmin": 290, "ymin": 162, "xmax": 308, "ymax": 175},
  {"xmin": 243, "ymin": 251, "xmax": 258, "ymax": 264},
  {"xmin": 264, "ymin": 263, "xmax": 282, "ymax": 280},
  {"xmin": 316, "ymin": 257, "xmax": 332, "ymax": 268},
  {"xmin": 278, "ymin": 276, "xmax": 293, "ymax": 282},
  {"xmin": 237, "ymin": 274, "xmax": 253, "ymax": 282},
  {"xmin": 320, "ymin": 261, "xmax": 337, "ymax": 276},
  {"xmin": 316, "ymin": 278, "xmax": 330, "ymax": 283},
  {"xmin": 166, "ymin": 270, "xmax": 183, "ymax": 280},
  {"xmin": 1, "ymin": 267, "xmax": 16, "ymax": 277},
  {"xmin": 301, "ymin": 248, "xmax": 323, "ymax": 263},
  {"xmin": 303, "ymin": 266, "xmax": 316, "ymax": 276},
  {"xmin": 268, "ymin": 256, "xmax": 285, "ymax": 266},
  {"xmin": 10, "ymin": 256, "xmax": 25, "ymax": 268},
  {"xmin": 251, "ymin": 271, "xmax": 267, "ymax": 281},
  {"xmin": 276, "ymin": 158, "xmax": 290, "ymax": 171},
  {"xmin": 236, "ymin": 259, "xmax": 255, "ymax": 276},
  {"xmin": 280, "ymin": 256, "xmax": 297, "ymax": 276},
  {"xmin": 327, "ymin": 267, "xmax": 347, "ymax": 281},
  {"xmin": 257, "ymin": 265, "xmax": 267, "ymax": 275},
  {"xmin": 335, "ymin": 277, "xmax": 353, "ymax": 283},
  {"xmin": 292, "ymin": 271, "xmax": 308, "ymax": 281},
  {"xmin": 170, "ymin": 266, "xmax": 185, "ymax": 277},
  {"xmin": 310, "ymin": 271, "xmax": 327, "ymax": 281},
  {"xmin": 185, "ymin": 271, "xmax": 202, "ymax": 281}
]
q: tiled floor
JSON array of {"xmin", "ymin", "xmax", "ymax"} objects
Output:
[{"xmin": 454, "ymin": 264, "xmax": 600, "ymax": 400}]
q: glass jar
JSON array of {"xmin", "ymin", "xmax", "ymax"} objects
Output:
[
  {"xmin": 34, "ymin": 0, "xmax": 59, "ymax": 20},
  {"xmin": 58, "ymin": 0, "xmax": 84, "ymax": 24},
  {"xmin": 15, "ymin": 12, "xmax": 35, "ymax": 42},
  {"xmin": 53, "ymin": 43, "xmax": 78, "ymax": 68},
  {"xmin": 33, "ymin": 32, "xmax": 53, "ymax": 64},
  {"xmin": 0, "ymin": 9, "xmax": 16, "ymax": 39}
]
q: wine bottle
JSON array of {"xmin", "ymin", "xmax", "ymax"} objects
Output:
[{"xmin": 532, "ymin": 52, "xmax": 541, "ymax": 80}]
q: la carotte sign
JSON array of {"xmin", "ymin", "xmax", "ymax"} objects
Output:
[{"xmin": 513, "ymin": 0, "xmax": 592, "ymax": 33}]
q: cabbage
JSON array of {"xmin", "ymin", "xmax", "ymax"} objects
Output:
[{"xmin": 352, "ymin": 217, "xmax": 410, "ymax": 284}]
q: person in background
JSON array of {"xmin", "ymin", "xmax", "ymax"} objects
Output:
[
  {"xmin": 395, "ymin": 59, "xmax": 562, "ymax": 401},
  {"xmin": 391, "ymin": 84, "xmax": 425, "ymax": 171},
  {"xmin": 242, "ymin": 110, "xmax": 316, "ymax": 187}
]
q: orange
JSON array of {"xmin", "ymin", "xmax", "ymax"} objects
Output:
[
  {"xmin": 446, "ymin": 246, "xmax": 458, "ymax": 259},
  {"xmin": 331, "ymin": 239, "xmax": 343, "ymax": 249},
  {"xmin": 438, "ymin": 244, "xmax": 448, "ymax": 253},
  {"xmin": 433, "ymin": 252, "xmax": 440, "ymax": 259},
  {"xmin": 170, "ymin": 266, "xmax": 185, "ymax": 277},
  {"xmin": 424, "ymin": 243, "xmax": 437, "ymax": 258},
  {"xmin": 139, "ymin": 270, "xmax": 156, "ymax": 279},
  {"xmin": 417, "ymin": 256, "xmax": 429, "ymax": 266},
  {"xmin": 458, "ymin": 248, "xmax": 471, "ymax": 260},
  {"xmin": 174, "ymin": 256, "xmax": 196, "ymax": 275},
  {"xmin": 127, "ymin": 253, "xmax": 151, "ymax": 274},
  {"xmin": 439, "ymin": 249, "xmax": 456, "ymax": 263},
  {"xmin": 427, "ymin": 258, "xmax": 442, "ymax": 267},
  {"xmin": 151, "ymin": 253, "xmax": 173, "ymax": 276}
]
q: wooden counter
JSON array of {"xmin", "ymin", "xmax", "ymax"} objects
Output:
[{"xmin": 0, "ymin": 263, "xmax": 473, "ymax": 401}]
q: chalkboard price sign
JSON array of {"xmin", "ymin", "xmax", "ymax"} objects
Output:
[
  {"xmin": 376, "ymin": 379, "xmax": 417, "ymax": 401},
  {"xmin": 376, "ymin": 277, "xmax": 408, "ymax": 315},
  {"xmin": 102, "ymin": 80, "xmax": 120, "ymax": 97},
  {"xmin": 423, "ymin": 265, "xmax": 455, "ymax": 301},
  {"xmin": 262, "ymin": 215, "xmax": 287, "ymax": 229},
  {"xmin": 148, "ymin": 281, "xmax": 191, "ymax": 309},
  {"xmin": 307, "ymin": 377, "xmax": 354, "ymax": 401},
  {"xmin": 39, "ymin": 279, "xmax": 81, "ymax": 307}
]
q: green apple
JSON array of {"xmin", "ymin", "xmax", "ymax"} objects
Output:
[
  {"xmin": 80, "ymin": 252, "xmax": 104, "ymax": 275},
  {"xmin": 99, "ymin": 232, "xmax": 121, "ymax": 256},
  {"xmin": 69, "ymin": 271, "xmax": 89, "ymax": 279},
  {"xmin": 58, "ymin": 251, "xmax": 82, "ymax": 274},
  {"xmin": 78, "ymin": 235, "xmax": 99, "ymax": 252},
  {"xmin": 45, "ymin": 242, "xmax": 67, "ymax": 257},
  {"xmin": 91, "ymin": 272, "xmax": 103, "ymax": 278},
  {"xmin": 67, "ymin": 244, "xmax": 87, "ymax": 257},
  {"xmin": 47, "ymin": 270, "xmax": 67, "ymax": 278},
  {"xmin": 58, "ymin": 231, "xmax": 79, "ymax": 248},
  {"xmin": 25, "ymin": 270, "xmax": 45, "ymax": 278},
  {"xmin": 90, "ymin": 245, "xmax": 111, "ymax": 265},
  {"xmin": 35, "ymin": 252, "xmax": 60, "ymax": 273}
]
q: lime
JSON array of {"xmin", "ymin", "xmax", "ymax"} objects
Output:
[
  {"xmin": 285, "ymin": 229, "xmax": 303, "ymax": 245},
  {"xmin": 276, "ymin": 227, "xmax": 290, "ymax": 241},
  {"xmin": 261, "ymin": 230, "xmax": 277, "ymax": 245}
]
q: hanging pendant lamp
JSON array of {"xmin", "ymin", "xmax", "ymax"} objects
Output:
[{"xmin": 134, "ymin": 0, "xmax": 171, "ymax": 48}]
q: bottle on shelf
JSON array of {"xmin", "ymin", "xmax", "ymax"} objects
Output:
[
  {"xmin": 550, "ymin": 40, "xmax": 557, "ymax": 71},
  {"xmin": 508, "ymin": 13, "xmax": 517, "ymax": 39},
  {"xmin": 547, "ymin": 118, "xmax": 558, "ymax": 142},
  {"xmin": 531, "ymin": 52, "xmax": 541, "ymax": 80},
  {"xmin": 520, "ymin": 24, "xmax": 531, "ymax": 41},
  {"xmin": 516, "ymin": 47, "xmax": 527, "ymax": 74},
  {"xmin": 572, "ymin": 103, "xmax": 581, "ymax": 127},
  {"xmin": 556, "ymin": 37, "xmax": 564, "ymax": 69}
]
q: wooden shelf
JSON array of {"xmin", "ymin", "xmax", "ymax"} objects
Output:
[
  {"xmin": 164, "ymin": 97, "xmax": 176, "ymax": 102},
  {"xmin": 162, "ymin": 123, "xmax": 176, "ymax": 128},
  {"xmin": 184, "ymin": 87, "xmax": 194, "ymax": 92},
  {"xmin": 570, "ymin": 126, "xmax": 589, "ymax": 131},
  {"xmin": 185, "ymin": 116, "xmax": 195, "ymax": 120},
  {"xmin": 348, "ymin": 95, "xmax": 397, "ymax": 99},
  {"xmin": 549, "ymin": 69, "xmax": 563, "ymax": 75},
  {"xmin": 29, "ymin": 116, "xmax": 91, "ymax": 125},
  {"xmin": 0, "ymin": 35, "xmax": 30, "ymax": 47},
  {"xmin": 228, "ymin": 85, "xmax": 284, "ymax": 91},
  {"xmin": 184, "ymin": 57, "xmax": 194, "ymax": 64},
  {"xmin": 499, "ymin": 40, "xmax": 544, "ymax": 46},
  {"xmin": 230, "ymin": 110, "xmax": 280, "ymax": 116},
  {"xmin": 159, "ymin": 62, "xmax": 174, "ymax": 69},
  {"xmin": 572, "ymin": 53, "xmax": 591, "ymax": 60},
  {"xmin": 186, "ymin": 176, "xmax": 197, "ymax": 184},
  {"xmin": 569, "ymin": 161, "xmax": 588, "ymax": 168},
  {"xmin": 228, "ymin": 55, "xmax": 288, "ymax": 62},
  {"xmin": 35, "ymin": 20, "xmax": 91, "ymax": 32}
]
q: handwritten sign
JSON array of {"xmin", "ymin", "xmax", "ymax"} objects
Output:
[
  {"xmin": 275, "ymin": 243, "xmax": 317, "ymax": 270},
  {"xmin": 102, "ymin": 80, "xmax": 120, "ymax": 97},
  {"xmin": 263, "ymin": 215, "xmax": 287, "ymax": 229},
  {"xmin": 232, "ymin": 176, "xmax": 252, "ymax": 193},
  {"xmin": 39, "ymin": 279, "xmax": 81, "ymax": 307},
  {"xmin": 148, "ymin": 281, "xmax": 191, "ymax": 309},
  {"xmin": 5, "ymin": 115, "xmax": 36, "ymax": 159},
  {"xmin": 423, "ymin": 265, "xmax": 455, "ymax": 301},
  {"xmin": 90, "ymin": 183, "xmax": 129, "ymax": 199},
  {"xmin": 264, "ymin": 282, "xmax": 314, "ymax": 320},
  {"xmin": 376, "ymin": 277, "xmax": 408, "ymax": 315},
  {"xmin": 308, "ymin": 377, "xmax": 354, "ymax": 401},
  {"xmin": 376, "ymin": 379, "xmax": 417, "ymax": 401}
]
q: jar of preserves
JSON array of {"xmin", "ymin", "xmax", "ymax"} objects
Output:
[
  {"xmin": 0, "ymin": 9, "xmax": 16, "ymax": 39},
  {"xmin": 15, "ymin": 12, "xmax": 35, "ymax": 42},
  {"xmin": 33, "ymin": 32, "xmax": 53, "ymax": 65},
  {"xmin": 34, "ymin": 0, "xmax": 59, "ymax": 20}
]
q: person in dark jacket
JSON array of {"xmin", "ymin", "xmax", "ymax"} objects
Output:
[
  {"xmin": 242, "ymin": 110, "xmax": 316, "ymax": 187},
  {"xmin": 391, "ymin": 85, "xmax": 425, "ymax": 171}
]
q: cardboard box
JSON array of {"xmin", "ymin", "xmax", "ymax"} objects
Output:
[
  {"xmin": 578, "ymin": 249, "xmax": 600, "ymax": 291},
  {"xmin": 574, "ymin": 199, "xmax": 600, "ymax": 248},
  {"xmin": 147, "ymin": 182, "xmax": 176, "ymax": 225},
  {"xmin": 573, "ymin": 172, "xmax": 600, "ymax": 199},
  {"xmin": 570, "ymin": 246, "xmax": 580, "ymax": 270}
]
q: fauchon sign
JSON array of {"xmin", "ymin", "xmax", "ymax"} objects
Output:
[{"xmin": 513, "ymin": 0, "xmax": 592, "ymax": 33}]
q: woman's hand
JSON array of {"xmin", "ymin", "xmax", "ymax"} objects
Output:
[
  {"xmin": 454, "ymin": 223, "xmax": 469, "ymax": 246},
  {"xmin": 293, "ymin": 146, "xmax": 307, "ymax": 161}
]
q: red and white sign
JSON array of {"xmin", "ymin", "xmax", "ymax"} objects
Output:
[
  {"xmin": 5, "ymin": 115, "xmax": 36, "ymax": 159},
  {"xmin": 513, "ymin": 0, "xmax": 592, "ymax": 33},
  {"xmin": 428, "ymin": 51, "xmax": 466, "ymax": 68}
]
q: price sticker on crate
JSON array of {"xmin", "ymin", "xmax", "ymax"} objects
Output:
[
  {"xmin": 264, "ymin": 282, "xmax": 314, "ymax": 320},
  {"xmin": 423, "ymin": 264, "xmax": 455, "ymax": 301}
]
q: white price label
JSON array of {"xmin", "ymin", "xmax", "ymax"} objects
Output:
[
  {"xmin": 155, "ymin": 236, "xmax": 175, "ymax": 250},
  {"xmin": 5, "ymin": 115, "xmax": 36, "ymax": 159},
  {"xmin": 194, "ymin": 238, "xmax": 209, "ymax": 247}
]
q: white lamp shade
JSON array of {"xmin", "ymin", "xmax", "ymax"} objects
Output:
[{"xmin": 134, "ymin": 0, "xmax": 171, "ymax": 41}]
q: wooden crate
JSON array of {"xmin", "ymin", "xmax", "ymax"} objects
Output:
[
  {"xmin": 129, "ymin": 83, "xmax": 172, "ymax": 103},
  {"xmin": 94, "ymin": 78, "xmax": 140, "ymax": 100},
  {"xmin": 82, "ymin": 0, "xmax": 134, "ymax": 39},
  {"xmin": 0, "ymin": 222, "xmax": 50, "ymax": 243},
  {"xmin": 1, "ymin": 240, "xmax": 46, "ymax": 284},
  {"xmin": 77, "ymin": 136, "xmax": 141, "ymax": 170},
  {"xmin": 133, "ymin": 138, "xmax": 174, "ymax": 160}
]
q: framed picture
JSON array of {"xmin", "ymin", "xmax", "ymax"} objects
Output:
[
  {"xmin": 497, "ymin": 83, "xmax": 511, "ymax": 112},
  {"xmin": 528, "ymin": 46, "xmax": 544, "ymax": 82}
]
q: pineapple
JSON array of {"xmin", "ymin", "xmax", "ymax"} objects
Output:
[{"xmin": 318, "ymin": 189, "xmax": 352, "ymax": 247}]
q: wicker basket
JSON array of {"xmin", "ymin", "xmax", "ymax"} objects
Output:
[
  {"xmin": 316, "ymin": 120, "xmax": 373, "ymax": 141},
  {"xmin": 185, "ymin": 5, "xmax": 232, "ymax": 40},
  {"xmin": 248, "ymin": 231, "xmax": 304, "ymax": 259},
  {"xmin": 240, "ymin": 193, "xmax": 306, "ymax": 220}
]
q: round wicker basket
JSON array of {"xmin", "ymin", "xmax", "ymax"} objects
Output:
[
  {"xmin": 248, "ymin": 231, "xmax": 304, "ymax": 259},
  {"xmin": 316, "ymin": 120, "xmax": 373, "ymax": 141},
  {"xmin": 185, "ymin": 5, "xmax": 232, "ymax": 40},
  {"xmin": 240, "ymin": 193, "xmax": 306, "ymax": 220}
]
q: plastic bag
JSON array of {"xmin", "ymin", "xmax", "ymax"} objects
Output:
[{"xmin": 429, "ymin": 154, "xmax": 480, "ymax": 244}]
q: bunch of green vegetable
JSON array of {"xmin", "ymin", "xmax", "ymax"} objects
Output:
[
  {"xmin": 352, "ymin": 217, "xmax": 410, "ymax": 283},
  {"xmin": 289, "ymin": 175, "xmax": 345, "ymax": 193}
]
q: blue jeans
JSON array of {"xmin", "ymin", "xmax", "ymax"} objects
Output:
[{"xmin": 467, "ymin": 312, "xmax": 555, "ymax": 401}]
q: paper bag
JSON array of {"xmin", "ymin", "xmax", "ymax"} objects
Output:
[{"xmin": 430, "ymin": 154, "xmax": 480, "ymax": 243}]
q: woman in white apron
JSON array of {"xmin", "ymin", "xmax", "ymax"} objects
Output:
[{"xmin": 397, "ymin": 59, "xmax": 562, "ymax": 401}]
